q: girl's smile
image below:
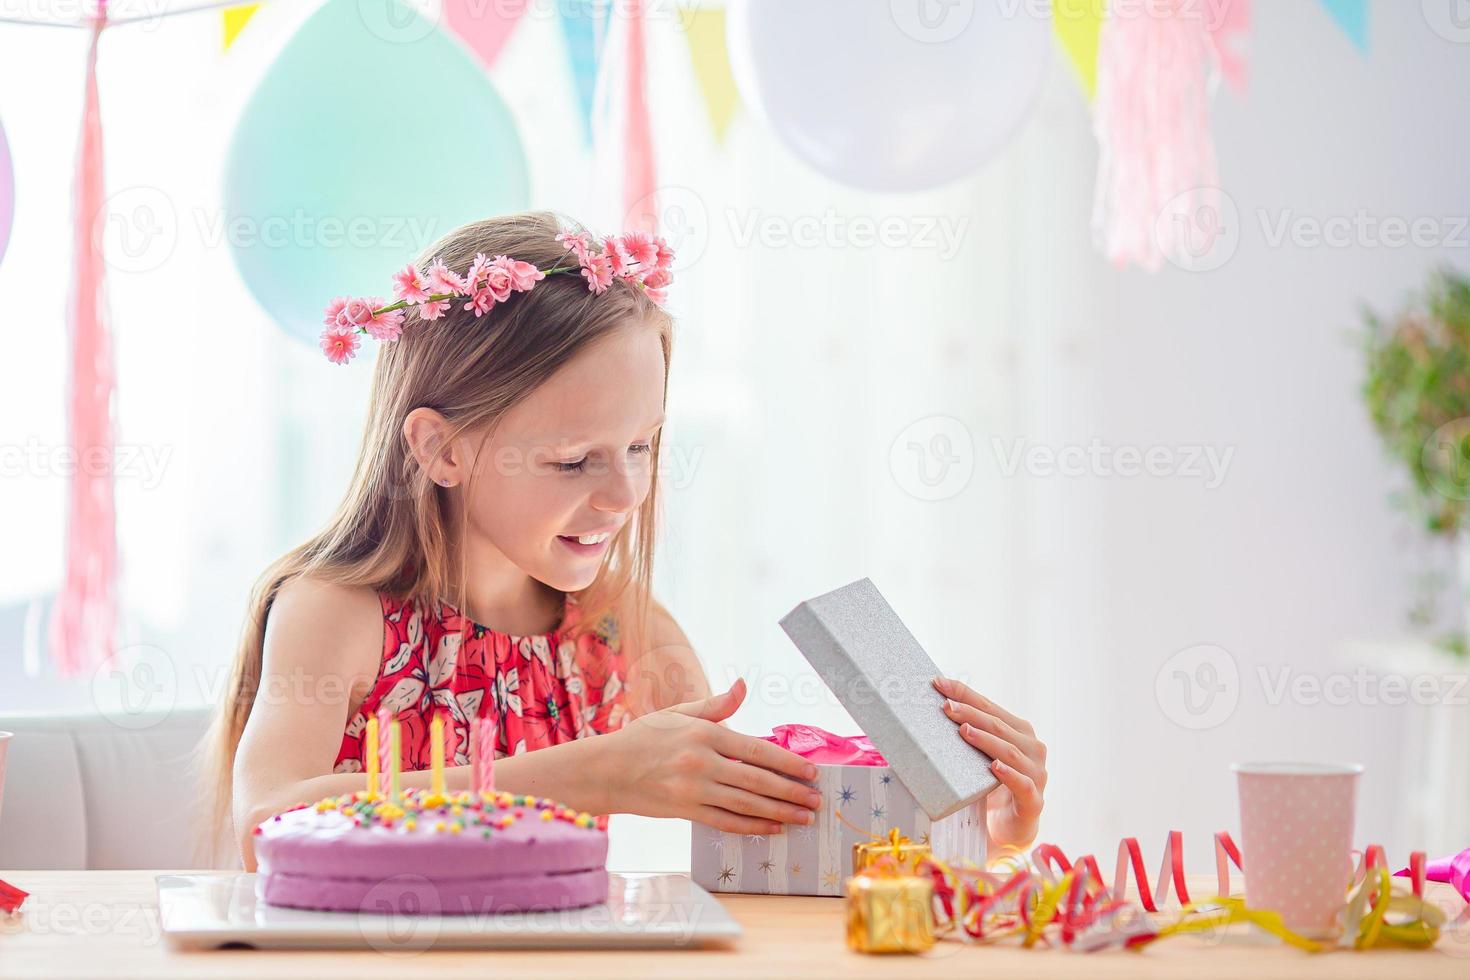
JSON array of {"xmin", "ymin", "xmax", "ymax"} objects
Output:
[{"xmin": 556, "ymin": 529, "xmax": 617, "ymax": 557}]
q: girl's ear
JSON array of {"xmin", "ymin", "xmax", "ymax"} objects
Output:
[{"xmin": 402, "ymin": 407, "xmax": 462, "ymax": 488}]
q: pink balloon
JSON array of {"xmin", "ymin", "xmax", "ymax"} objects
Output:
[
  {"xmin": 0, "ymin": 117, "xmax": 12, "ymax": 269},
  {"xmin": 444, "ymin": 0, "xmax": 527, "ymax": 70}
]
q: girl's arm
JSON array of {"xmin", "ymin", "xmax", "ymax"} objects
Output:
[
  {"xmin": 232, "ymin": 577, "xmax": 386, "ymax": 871},
  {"xmin": 622, "ymin": 594, "xmax": 713, "ymax": 716}
]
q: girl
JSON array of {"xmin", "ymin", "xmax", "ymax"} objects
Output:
[{"xmin": 203, "ymin": 211, "xmax": 1047, "ymax": 871}]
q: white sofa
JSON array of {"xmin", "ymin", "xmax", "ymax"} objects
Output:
[
  {"xmin": 0, "ymin": 706, "xmax": 692, "ymax": 874},
  {"xmin": 0, "ymin": 706, "xmax": 234, "ymax": 870}
]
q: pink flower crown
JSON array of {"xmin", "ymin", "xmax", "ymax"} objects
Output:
[{"xmin": 319, "ymin": 229, "xmax": 674, "ymax": 364}]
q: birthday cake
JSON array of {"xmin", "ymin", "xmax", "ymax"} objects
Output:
[{"xmin": 253, "ymin": 787, "xmax": 610, "ymax": 914}]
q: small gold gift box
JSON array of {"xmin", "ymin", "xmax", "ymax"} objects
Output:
[
  {"xmin": 852, "ymin": 828, "xmax": 932, "ymax": 876},
  {"xmin": 845, "ymin": 872, "xmax": 936, "ymax": 954}
]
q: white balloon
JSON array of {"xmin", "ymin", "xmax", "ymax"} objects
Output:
[{"xmin": 727, "ymin": 0, "xmax": 1053, "ymax": 192}]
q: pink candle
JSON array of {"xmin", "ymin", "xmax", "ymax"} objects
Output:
[
  {"xmin": 375, "ymin": 706, "xmax": 392, "ymax": 797},
  {"xmin": 470, "ymin": 716, "xmax": 495, "ymax": 796},
  {"xmin": 469, "ymin": 717, "xmax": 481, "ymax": 794}
]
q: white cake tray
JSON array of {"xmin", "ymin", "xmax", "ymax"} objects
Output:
[{"xmin": 157, "ymin": 872, "xmax": 742, "ymax": 951}]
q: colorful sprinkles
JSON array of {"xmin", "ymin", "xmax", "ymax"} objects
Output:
[{"xmin": 286, "ymin": 787, "xmax": 607, "ymax": 835}]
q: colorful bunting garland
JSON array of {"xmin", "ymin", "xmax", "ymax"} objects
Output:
[
  {"xmin": 677, "ymin": 5, "xmax": 739, "ymax": 144},
  {"xmin": 221, "ymin": 2, "xmax": 258, "ymax": 50},
  {"xmin": 560, "ymin": 0, "xmax": 608, "ymax": 147},
  {"xmin": 1319, "ymin": 0, "xmax": 1369, "ymax": 52},
  {"xmin": 445, "ymin": 0, "xmax": 528, "ymax": 71},
  {"xmin": 1053, "ymin": 0, "xmax": 1104, "ymax": 100}
]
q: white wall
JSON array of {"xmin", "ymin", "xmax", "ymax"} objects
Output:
[{"xmin": 1003, "ymin": 3, "xmax": 1470, "ymax": 862}]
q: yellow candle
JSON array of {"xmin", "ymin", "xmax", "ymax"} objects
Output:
[
  {"xmin": 364, "ymin": 715, "xmax": 379, "ymax": 797},
  {"xmin": 388, "ymin": 719, "xmax": 401, "ymax": 801},
  {"xmin": 430, "ymin": 711, "xmax": 446, "ymax": 797}
]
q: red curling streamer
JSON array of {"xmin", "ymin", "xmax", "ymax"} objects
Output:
[
  {"xmin": 1355, "ymin": 844, "xmax": 1426, "ymax": 898},
  {"xmin": 916, "ymin": 832, "xmax": 1437, "ymax": 953},
  {"xmin": 1032, "ymin": 830, "xmax": 1243, "ymax": 913}
]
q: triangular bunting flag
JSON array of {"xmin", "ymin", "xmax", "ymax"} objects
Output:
[
  {"xmin": 1053, "ymin": 0, "xmax": 1104, "ymax": 100},
  {"xmin": 1319, "ymin": 0, "xmax": 1368, "ymax": 52},
  {"xmin": 677, "ymin": 5, "xmax": 739, "ymax": 143},
  {"xmin": 445, "ymin": 0, "xmax": 528, "ymax": 71},
  {"xmin": 222, "ymin": 2, "xmax": 259, "ymax": 50},
  {"xmin": 560, "ymin": 0, "xmax": 607, "ymax": 147}
]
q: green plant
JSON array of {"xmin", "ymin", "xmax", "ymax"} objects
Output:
[
  {"xmin": 1362, "ymin": 267, "xmax": 1470, "ymax": 535},
  {"xmin": 1363, "ymin": 267, "xmax": 1470, "ymax": 660}
]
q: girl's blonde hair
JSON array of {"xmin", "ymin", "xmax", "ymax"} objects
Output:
[{"xmin": 197, "ymin": 210, "xmax": 672, "ymax": 865}]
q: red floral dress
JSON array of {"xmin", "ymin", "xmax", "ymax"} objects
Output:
[{"xmin": 333, "ymin": 592, "xmax": 628, "ymax": 774}]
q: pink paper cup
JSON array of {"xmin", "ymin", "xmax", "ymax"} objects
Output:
[{"xmin": 1232, "ymin": 761, "xmax": 1362, "ymax": 939}]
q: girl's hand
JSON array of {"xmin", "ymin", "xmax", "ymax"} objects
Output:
[
  {"xmin": 933, "ymin": 676, "xmax": 1046, "ymax": 849},
  {"xmin": 604, "ymin": 677, "xmax": 824, "ymax": 835}
]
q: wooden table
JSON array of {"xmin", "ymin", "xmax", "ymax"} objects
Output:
[{"xmin": 1, "ymin": 871, "xmax": 1467, "ymax": 978}]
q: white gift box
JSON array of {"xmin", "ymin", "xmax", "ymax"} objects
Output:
[
  {"xmin": 691, "ymin": 578, "xmax": 998, "ymax": 896},
  {"xmin": 690, "ymin": 756, "xmax": 987, "ymax": 897}
]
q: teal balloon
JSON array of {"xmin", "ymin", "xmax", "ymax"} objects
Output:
[{"xmin": 225, "ymin": 0, "xmax": 529, "ymax": 346}]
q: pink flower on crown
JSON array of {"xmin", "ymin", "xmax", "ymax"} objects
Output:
[
  {"xmin": 463, "ymin": 252, "xmax": 492, "ymax": 293},
  {"xmin": 363, "ymin": 300, "xmax": 405, "ymax": 341},
  {"xmin": 393, "ymin": 264, "xmax": 431, "ymax": 304},
  {"xmin": 320, "ymin": 326, "xmax": 360, "ymax": 364},
  {"xmin": 642, "ymin": 267, "xmax": 671, "ymax": 290},
  {"xmin": 426, "ymin": 258, "xmax": 467, "ymax": 296},
  {"xmin": 581, "ymin": 253, "xmax": 613, "ymax": 294},
  {"xmin": 653, "ymin": 236, "xmax": 674, "ymax": 271},
  {"xmin": 601, "ymin": 236, "xmax": 628, "ymax": 277},
  {"xmin": 322, "ymin": 296, "xmax": 349, "ymax": 327},
  {"xmin": 645, "ymin": 286, "xmax": 668, "ymax": 306},
  {"xmin": 555, "ymin": 231, "xmax": 592, "ymax": 262},
  {"xmin": 483, "ymin": 257, "xmax": 517, "ymax": 303},
  {"xmin": 334, "ymin": 297, "xmax": 375, "ymax": 331},
  {"xmin": 617, "ymin": 232, "xmax": 659, "ymax": 269},
  {"xmin": 503, "ymin": 257, "xmax": 544, "ymax": 292},
  {"xmin": 418, "ymin": 299, "xmax": 451, "ymax": 321},
  {"xmin": 464, "ymin": 287, "xmax": 498, "ymax": 317}
]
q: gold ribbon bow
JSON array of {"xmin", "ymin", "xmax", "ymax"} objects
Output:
[{"xmin": 832, "ymin": 806, "xmax": 933, "ymax": 877}]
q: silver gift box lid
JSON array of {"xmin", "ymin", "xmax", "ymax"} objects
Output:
[{"xmin": 779, "ymin": 577, "xmax": 998, "ymax": 821}]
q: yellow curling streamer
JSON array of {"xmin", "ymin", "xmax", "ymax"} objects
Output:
[
  {"xmin": 907, "ymin": 835, "xmax": 1446, "ymax": 954},
  {"xmin": 1022, "ymin": 870, "xmax": 1073, "ymax": 947},
  {"xmin": 1155, "ymin": 897, "xmax": 1325, "ymax": 952},
  {"xmin": 1344, "ymin": 868, "xmax": 1442, "ymax": 950}
]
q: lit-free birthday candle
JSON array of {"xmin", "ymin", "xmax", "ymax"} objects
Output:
[
  {"xmin": 364, "ymin": 714, "xmax": 379, "ymax": 798},
  {"xmin": 469, "ymin": 716, "xmax": 482, "ymax": 794},
  {"xmin": 388, "ymin": 718, "xmax": 402, "ymax": 801},
  {"xmin": 470, "ymin": 716, "xmax": 495, "ymax": 796},
  {"xmin": 429, "ymin": 709, "xmax": 446, "ymax": 797},
  {"xmin": 375, "ymin": 706, "xmax": 392, "ymax": 797}
]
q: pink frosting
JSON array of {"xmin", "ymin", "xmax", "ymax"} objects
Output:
[{"xmin": 761, "ymin": 724, "xmax": 887, "ymax": 766}]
